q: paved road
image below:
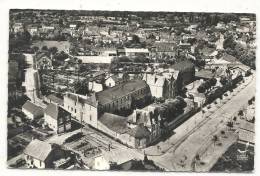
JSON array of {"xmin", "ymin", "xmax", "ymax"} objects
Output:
[
  {"xmin": 145, "ymin": 74, "xmax": 255, "ymax": 171},
  {"xmin": 23, "ymin": 54, "xmax": 46, "ymax": 108}
]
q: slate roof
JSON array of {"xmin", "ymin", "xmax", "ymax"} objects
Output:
[
  {"xmin": 101, "ymin": 149, "xmax": 141, "ymax": 165},
  {"xmin": 22, "ymin": 101, "xmax": 44, "ymax": 116},
  {"xmin": 46, "ymin": 94, "xmax": 63, "ymax": 105},
  {"xmin": 99, "ymin": 113, "xmax": 128, "ymax": 134},
  {"xmin": 127, "ymin": 124, "xmax": 150, "ymax": 139},
  {"xmin": 144, "ymin": 74, "xmax": 166, "ymax": 87},
  {"xmin": 95, "ymin": 80, "xmax": 149, "ymax": 105},
  {"xmin": 44, "ymin": 103, "xmax": 70, "ymax": 120},
  {"xmin": 23, "ymin": 139, "xmax": 52, "ymax": 161},
  {"xmin": 222, "ymin": 53, "xmax": 238, "ymax": 63}
]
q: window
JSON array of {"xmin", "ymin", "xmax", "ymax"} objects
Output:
[
  {"xmin": 71, "ymin": 107, "xmax": 73, "ymax": 112},
  {"xmin": 75, "ymin": 109, "xmax": 76, "ymax": 113},
  {"xmin": 90, "ymin": 115, "xmax": 92, "ymax": 121}
]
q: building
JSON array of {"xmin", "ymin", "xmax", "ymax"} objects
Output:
[
  {"xmin": 63, "ymin": 92, "xmax": 99, "ymax": 128},
  {"xmin": 95, "ymin": 80, "xmax": 151, "ymax": 114},
  {"xmin": 22, "ymin": 100, "xmax": 44, "ymax": 120},
  {"xmin": 44, "ymin": 94, "xmax": 63, "ymax": 106},
  {"xmin": 24, "ymin": 139, "xmax": 70, "ymax": 168},
  {"xmin": 94, "ymin": 149, "xmax": 142, "ymax": 170},
  {"xmin": 171, "ymin": 60, "xmax": 195, "ymax": 92},
  {"xmin": 105, "ymin": 73, "xmax": 129, "ymax": 88},
  {"xmin": 116, "ymin": 48, "xmax": 149, "ymax": 57},
  {"xmin": 143, "ymin": 72, "xmax": 178, "ymax": 99},
  {"xmin": 128, "ymin": 105, "xmax": 163, "ymax": 143},
  {"xmin": 44, "ymin": 103, "xmax": 71, "ymax": 134},
  {"xmin": 88, "ymin": 81, "xmax": 103, "ymax": 92}
]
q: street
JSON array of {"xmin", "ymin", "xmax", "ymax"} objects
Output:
[{"xmin": 143, "ymin": 74, "xmax": 255, "ymax": 171}]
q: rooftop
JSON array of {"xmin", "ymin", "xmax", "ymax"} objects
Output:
[
  {"xmin": 46, "ymin": 94, "xmax": 63, "ymax": 105},
  {"xmin": 44, "ymin": 103, "xmax": 70, "ymax": 120},
  {"xmin": 127, "ymin": 124, "xmax": 150, "ymax": 139},
  {"xmin": 22, "ymin": 100, "xmax": 44, "ymax": 115},
  {"xmin": 94, "ymin": 80, "xmax": 149, "ymax": 105},
  {"xmin": 99, "ymin": 113, "xmax": 128, "ymax": 134},
  {"xmin": 23, "ymin": 139, "xmax": 52, "ymax": 161},
  {"xmin": 100, "ymin": 149, "xmax": 141, "ymax": 165}
]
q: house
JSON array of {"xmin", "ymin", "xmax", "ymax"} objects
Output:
[
  {"xmin": 95, "ymin": 80, "xmax": 151, "ymax": 114},
  {"xmin": 171, "ymin": 60, "xmax": 195, "ymax": 92},
  {"xmin": 63, "ymin": 92, "xmax": 99, "ymax": 128},
  {"xmin": 24, "ymin": 139, "xmax": 70, "ymax": 168},
  {"xmin": 35, "ymin": 52, "xmax": 53, "ymax": 70},
  {"xmin": 44, "ymin": 94, "xmax": 63, "ymax": 106},
  {"xmin": 128, "ymin": 105, "xmax": 163, "ymax": 143},
  {"xmin": 63, "ymin": 80, "xmax": 152, "ymax": 147},
  {"xmin": 116, "ymin": 48, "xmax": 149, "ymax": 57},
  {"xmin": 93, "ymin": 149, "xmax": 142, "ymax": 170},
  {"xmin": 105, "ymin": 73, "xmax": 129, "ymax": 88},
  {"xmin": 97, "ymin": 113, "xmax": 152, "ymax": 148},
  {"xmin": 143, "ymin": 73, "xmax": 178, "ymax": 99},
  {"xmin": 126, "ymin": 124, "xmax": 151, "ymax": 148},
  {"xmin": 44, "ymin": 103, "xmax": 71, "ymax": 134},
  {"xmin": 22, "ymin": 101, "xmax": 44, "ymax": 120},
  {"xmin": 88, "ymin": 81, "xmax": 103, "ymax": 92},
  {"xmin": 124, "ymin": 48, "xmax": 149, "ymax": 57},
  {"xmin": 90, "ymin": 70, "xmax": 106, "ymax": 80}
]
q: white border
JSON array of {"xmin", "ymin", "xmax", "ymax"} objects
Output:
[{"xmin": 0, "ymin": 0, "xmax": 259, "ymax": 176}]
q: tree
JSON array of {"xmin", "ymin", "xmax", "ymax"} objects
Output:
[
  {"xmin": 220, "ymin": 76, "xmax": 228, "ymax": 86},
  {"xmin": 212, "ymin": 135, "xmax": 219, "ymax": 146},
  {"xmin": 197, "ymin": 85, "xmax": 206, "ymax": 93},
  {"xmin": 132, "ymin": 34, "xmax": 140, "ymax": 44},
  {"xmin": 209, "ymin": 78, "xmax": 217, "ymax": 87},
  {"xmin": 41, "ymin": 45, "xmax": 48, "ymax": 51},
  {"xmin": 32, "ymin": 46, "xmax": 39, "ymax": 53},
  {"xmin": 49, "ymin": 47, "xmax": 58, "ymax": 55}
]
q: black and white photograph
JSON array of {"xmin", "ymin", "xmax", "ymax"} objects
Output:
[{"xmin": 2, "ymin": 0, "xmax": 258, "ymax": 174}]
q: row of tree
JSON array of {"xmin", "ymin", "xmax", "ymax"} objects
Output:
[{"xmin": 197, "ymin": 78, "xmax": 217, "ymax": 93}]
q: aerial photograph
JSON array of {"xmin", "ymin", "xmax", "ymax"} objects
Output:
[{"xmin": 7, "ymin": 9, "xmax": 255, "ymax": 172}]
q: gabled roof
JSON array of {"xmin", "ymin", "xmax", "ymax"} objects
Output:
[
  {"xmin": 128, "ymin": 124, "xmax": 150, "ymax": 139},
  {"xmin": 100, "ymin": 149, "xmax": 141, "ymax": 165},
  {"xmin": 107, "ymin": 74, "xmax": 122, "ymax": 83},
  {"xmin": 23, "ymin": 139, "xmax": 52, "ymax": 161},
  {"xmin": 44, "ymin": 103, "xmax": 70, "ymax": 120},
  {"xmin": 222, "ymin": 53, "xmax": 238, "ymax": 63},
  {"xmin": 95, "ymin": 80, "xmax": 149, "ymax": 105},
  {"xmin": 46, "ymin": 94, "xmax": 63, "ymax": 105},
  {"xmin": 143, "ymin": 74, "xmax": 166, "ymax": 87},
  {"xmin": 99, "ymin": 113, "xmax": 128, "ymax": 134},
  {"xmin": 22, "ymin": 101, "xmax": 44, "ymax": 116}
]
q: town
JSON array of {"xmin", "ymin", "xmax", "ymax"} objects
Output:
[{"xmin": 8, "ymin": 9, "xmax": 255, "ymax": 171}]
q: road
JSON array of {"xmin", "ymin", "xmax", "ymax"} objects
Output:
[
  {"xmin": 144, "ymin": 74, "xmax": 255, "ymax": 171},
  {"xmin": 22, "ymin": 54, "xmax": 46, "ymax": 108}
]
